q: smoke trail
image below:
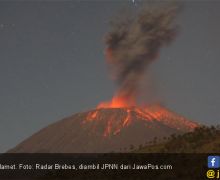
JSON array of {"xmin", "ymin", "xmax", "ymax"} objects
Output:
[{"xmin": 105, "ymin": 5, "xmax": 179, "ymax": 105}]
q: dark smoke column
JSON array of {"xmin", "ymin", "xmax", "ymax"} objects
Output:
[{"xmin": 104, "ymin": 5, "xmax": 179, "ymax": 106}]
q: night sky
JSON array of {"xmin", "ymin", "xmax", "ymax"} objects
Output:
[{"xmin": 0, "ymin": 1, "xmax": 220, "ymax": 152}]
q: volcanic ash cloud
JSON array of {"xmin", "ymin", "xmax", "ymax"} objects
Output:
[{"xmin": 104, "ymin": 5, "xmax": 179, "ymax": 106}]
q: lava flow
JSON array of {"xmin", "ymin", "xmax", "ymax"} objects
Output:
[{"xmin": 85, "ymin": 96, "xmax": 198, "ymax": 137}]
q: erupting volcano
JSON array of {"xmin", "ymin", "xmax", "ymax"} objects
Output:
[
  {"xmin": 8, "ymin": 5, "xmax": 200, "ymax": 153},
  {"xmin": 9, "ymin": 105, "xmax": 198, "ymax": 153}
]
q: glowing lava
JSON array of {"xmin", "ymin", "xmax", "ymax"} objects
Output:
[
  {"xmin": 85, "ymin": 83, "xmax": 199, "ymax": 137},
  {"xmin": 97, "ymin": 95, "xmax": 135, "ymax": 109},
  {"xmin": 85, "ymin": 101, "xmax": 199, "ymax": 138}
]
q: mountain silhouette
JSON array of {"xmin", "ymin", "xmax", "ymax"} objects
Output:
[{"xmin": 8, "ymin": 105, "xmax": 199, "ymax": 153}]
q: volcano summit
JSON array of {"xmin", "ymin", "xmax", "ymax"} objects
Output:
[{"xmin": 9, "ymin": 105, "xmax": 198, "ymax": 153}]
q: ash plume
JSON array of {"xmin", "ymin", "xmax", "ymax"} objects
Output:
[{"xmin": 105, "ymin": 5, "xmax": 179, "ymax": 105}]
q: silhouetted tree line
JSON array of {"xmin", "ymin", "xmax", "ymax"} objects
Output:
[{"xmin": 134, "ymin": 125, "xmax": 220, "ymax": 153}]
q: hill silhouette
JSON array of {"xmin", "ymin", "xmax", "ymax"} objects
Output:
[{"xmin": 134, "ymin": 126, "xmax": 220, "ymax": 153}]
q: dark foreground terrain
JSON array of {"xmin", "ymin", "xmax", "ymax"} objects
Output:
[{"xmin": 134, "ymin": 126, "xmax": 220, "ymax": 153}]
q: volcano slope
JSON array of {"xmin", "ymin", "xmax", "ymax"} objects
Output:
[{"xmin": 8, "ymin": 105, "xmax": 199, "ymax": 153}]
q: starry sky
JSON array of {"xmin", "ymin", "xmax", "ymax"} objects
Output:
[{"xmin": 0, "ymin": 1, "xmax": 220, "ymax": 152}]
